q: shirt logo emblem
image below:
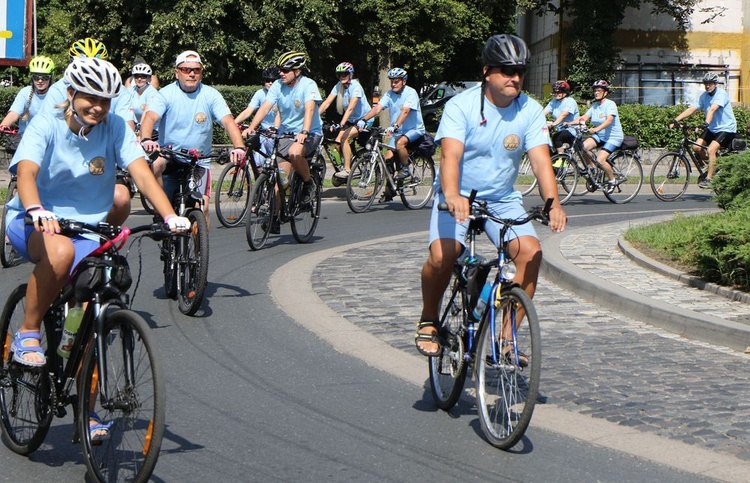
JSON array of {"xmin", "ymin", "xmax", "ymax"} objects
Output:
[
  {"xmin": 503, "ymin": 134, "xmax": 521, "ymax": 151},
  {"xmin": 195, "ymin": 112, "xmax": 207, "ymax": 124},
  {"xmin": 89, "ymin": 157, "xmax": 105, "ymax": 176}
]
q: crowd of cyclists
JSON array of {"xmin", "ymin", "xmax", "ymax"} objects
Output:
[{"xmin": 0, "ymin": 32, "xmax": 736, "ymax": 450}]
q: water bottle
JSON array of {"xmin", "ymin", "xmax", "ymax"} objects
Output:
[
  {"xmin": 472, "ymin": 282, "xmax": 493, "ymax": 321},
  {"xmin": 331, "ymin": 149, "xmax": 342, "ymax": 168},
  {"xmin": 57, "ymin": 304, "xmax": 84, "ymax": 358}
]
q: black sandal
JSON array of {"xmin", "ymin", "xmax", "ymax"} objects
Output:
[{"xmin": 414, "ymin": 319, "xmax": 441, "ymax": 357}]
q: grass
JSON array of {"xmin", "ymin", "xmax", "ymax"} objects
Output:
[{"xmin": 623, "ymin": 212, "xmax": 704, "ymax": 269}]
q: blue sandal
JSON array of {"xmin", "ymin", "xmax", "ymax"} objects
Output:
[
  {"xmin": 89, "ymin": 412, "xmax": 114, "ymax": 442},
  {"xmin": 10, "ymin": 331, "xmax": 46, "ymax": 367}
]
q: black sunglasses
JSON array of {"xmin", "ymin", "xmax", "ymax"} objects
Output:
[
  {"xmin": 263, "ymin": 77, "xmax": 276, "ymax": 82},
  {"xmin": 279, "ymin": 68, "xmax": 293, "ymax": 74},
  {"xmin": 32, "ymin": 74, "xmax": 51, "ymax": 82},
  {"xmin": 499, "ymin": 66, "xmax": 527, "ymax": 78},
  {"xmin": 133, "ymin": 74, "xmax": 149, "ymax": 80}
]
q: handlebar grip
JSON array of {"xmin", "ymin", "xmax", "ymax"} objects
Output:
[{"xmin": 437, "ymin": 202, "xmax": 448, "ymax": 211}]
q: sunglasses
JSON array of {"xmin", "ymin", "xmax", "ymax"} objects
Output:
[
  {"xmin": 498, "ymin": 66, "xmax": 527, "ymax": 78},
  {"xmin": 133, "ymin": 74, "xmax": 150, "ymax": 80},
  {"xmin": 177, "ymin": 67, "xmax": 203, "ymax": 75},
  {"xmin": 279, "ymin": 68, "xmax": 293, "ymax": 74},
  {"xmin": 32, "ymin": 74, "xmax": 51, "ymax": 82},
  {"xmin": 263, "ymin": 78, "xmax": 276, "ymax": 83}
]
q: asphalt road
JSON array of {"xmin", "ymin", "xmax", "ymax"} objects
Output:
[{"xmin": 0, "ymin": 188, "xmax": 720, "ymax": 482}]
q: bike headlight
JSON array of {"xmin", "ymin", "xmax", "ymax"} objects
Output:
[{"xmin": 500, "ymin": 260, "xmax": 517, "ymax": 280}]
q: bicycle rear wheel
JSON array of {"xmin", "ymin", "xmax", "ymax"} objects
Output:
[
  {"xmin": 539, "ymin": 153, "xmax": 578, "ymax": 205},
  {"xmin": 475, "ymin": 285, "xmax": 540, "ymax": 450},
  {"xmin": 650, "ymin": 152, "xmax": 690, "ymax": 201},
  {"xmin": 400, "ymin": 155, "xmax": 435, "ymax": 209},
  {"xmin": 429, "ymin": 273, "xmax": 468, "ymax": 410},
  {"xmin": 1, "ymin": 180, "xmax": 21, "ymax": 268},
  {"xmin": 245, "ymin": 174, "xmax": 276, "ymax": 251},
  {"xmin": 79, "ymin": 310, "xmax": 165, "ymax": 483},
  {"xmin": 289, "ymin": 172, "xmax": 321, "ymax": 244},
  {"xmin": 604, "ymin": 150, "xmax": 643, "ymax": 204},
  {"xmin": 0, "ymin": 284, "xmax": 53, "ymax": 455},
  {"xmin": 215, "ymin": 163, "xmax": 252, "ymax": 227},
  {"xmin": 346, "ymin": 153, "xmax": 384, "ymax": 213},
  {"xmin": 177, "ymin": 209, "xmax": 209, "ymax": 315},
  {"xmin": 514, "ymin": 153, "xmax": 537, "ymax": 196}
]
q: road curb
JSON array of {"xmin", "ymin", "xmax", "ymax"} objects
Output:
[{"xmin": 541, "ymin": 226, "xmax": 750, "ymax": 353}]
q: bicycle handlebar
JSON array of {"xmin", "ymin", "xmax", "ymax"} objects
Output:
[
  {"xmin": 437, "ymin": 190, "xmax": 552, "ymax": 226},
  {"xmin": 158, "ymin": 146, "xmax": 228, "ymax": 165}
]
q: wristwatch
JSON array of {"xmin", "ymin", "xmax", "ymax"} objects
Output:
[{"xmin": 300, "ymin": 129, "xmax": 309, "ymax": 135}]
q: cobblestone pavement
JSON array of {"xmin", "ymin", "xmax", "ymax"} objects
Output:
[{"xmin": 313, "ymin": 226, "xmax": 750, "ymax": 462}]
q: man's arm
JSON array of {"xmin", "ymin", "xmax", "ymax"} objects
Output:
[
  {"xmin": 439, "ymin": 137, "xmax": 468, "ymax": 223},
  {"xmin": 138, "ymin": 110, "xmax": 160, "ymax": 142},
  {"xmin": 245, "ymin": 100, "xmax": 274, "ymax": 134}
]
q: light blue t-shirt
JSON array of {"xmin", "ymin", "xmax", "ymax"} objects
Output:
[
  {"xmin": 130, "ymin": 84, "xmax": 160, "ymax": 125},
  {"xmin": 149, "ymin": 82, "xmax": 232, "ymax": 167},
  {"xmin": 265, "ymin": 77, "xmax": 323, "ymax": 135},
  {"xmin": 435, "ymin": 86, "xmax": 548, "ymax": 202},
  {"xmin": 544, "ymin": 96, "xmax": 579, "ymax": 136},
  {"xmin": 584, "ymin": 98, "xmax": 623, "ymax": 145},
  {"xmin": 327, "ymin": 79, "xmax": 371, "ymax": 122},
  {"xmin": 694, "ymin": 87, "xmax": 737, "ymax": 133},
  {"xmin": 9, "ymin": 86, "xmax": 47, "ymax": 134},
  {"xmin": 378, "ymin": 85, "xmax": 425, "ymax": 135},
  {"xmin": 249, "ymin": 88, "xmax": 278, "ymax": 129},
  {"xmin": 111, "ymin": 88, "xmax": 135, "ymax": 125},
  {"xmin": 6, "ymin": 110, "xmax": 144, "ymax": 227},
  {"xmin": 38, "ymin": 78, "xmax": 68, "ymax": 115}
]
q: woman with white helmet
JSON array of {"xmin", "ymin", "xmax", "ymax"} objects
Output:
[
  {"xmin": 3, "ymin": 57, "xmax": 188, "ymax": 381},
  {"xmin": 128, "ymin": 61, "xmax": 160, "ymax": 130}
]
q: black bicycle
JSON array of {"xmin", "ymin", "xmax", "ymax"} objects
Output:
[
  {"xmin": 429, "ymin": 192, "xmax": 551, "ymax": 450},
  {"xmin": 0, "ymin": 219, "xmax": 170, "ymax": 482},
  {"xmin": 156, "ymin": 147, "xmax": 224, "ymax": 315},
  {"xmin": 215, "ymin": 136, "xmax": 254, "ymax": 228},
  {"xmin": 244, "ymin": 129, "xmax": 323, "ymax": 250},
  {"xmin": 1, "ymin": 127, "xmax": 20, "ymax": 268}
]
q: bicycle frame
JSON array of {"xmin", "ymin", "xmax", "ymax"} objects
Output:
[{"xmin": 358, "ymin": 128, "xmax": 407, "ymax": 193}]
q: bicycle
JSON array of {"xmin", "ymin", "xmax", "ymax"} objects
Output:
[
  {"xmin": 557, "ymin": 124, "xmax": 644, "ymax": 203},
  {"xmin": 316, "ymin": 122, "xmax": 348, "ymax": 186},
  {"xmin": 155, "ymin": 146, "xmax": 223, "ymax": 315},
  {"xmin": 345, "ymin": 126, "xmax": 435, "ymax": 213},
  {"xmin": 213, "ymin": 146, "xmax": 251, "ymax": 228},
  {"xmin": 0, "ymin": 218, "xmax": 171, "ymax": 482},
  {"xmin": 429, "ymin": 192, "xmax": 551, "ymax": 450},
  {"xmin": 649, "ymin": 122, "xmax": 744, "ymax": 201},
  {"xmin": 244, "ymin": 129, "xmax": 324, "ymax": 250},
  {"xmin": 1, "ymin": 127, "xmax": 20, "ymax": 268},
  {"xmin": 513, "ymin": 127, "xmax": 579, "ymax": 205}
]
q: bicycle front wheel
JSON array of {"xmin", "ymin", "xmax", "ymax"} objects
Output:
[
  {"xmin": 514, "ymin": 153, "xmax": 538, "ymax": 196},
  {"xmin": 347, "ymin": 153, "xmax": 384, "ymax": 213},
  {"xmin": 475, "ymin": 285, "xmax": 541, "ymax": 450},
  {"xmin": 79, "ymin": 310, "xmax": 165, "ymax": 483},
  {"xmin": 215, "ymin": 163, "xmax": 251, "ymax": 227},
  {"xmin": 604, "ymin": 150, "xmax": 643, "ymax": 204},
  {"xmin": 245, "ymin": 174, "xmax": 276, "ymax": 251},
  {"xmin": 0, "ymin": 284, "xmax": 53, "ymax": 455},
  {"xmin": 400, "ymin": 155, "xmax": 435, "ymax": 209},
  {"xmin": 177, "ymin": 209, "xmax": 209, "ymax": 315},
  {"xmin": 650, "ymin": 152, "xmax": 690, "ymax": 201},
  {"xmin": 539, "ymin": 153, "xmax": 578, "ymax": 205},
  {"xmin": 429, "ymin": 273, "xmax": 468, "ymax": 410},
  {"xmin": 289, "ymin": 172, "xmax": 321, "ymax": 244},
  {"xmin": 1, "ymin": 180, "xmax": 21, "ymax": 268},
  {"xmin": 162, "ymin": 237, "xmax": 177, "ymax": 300}
]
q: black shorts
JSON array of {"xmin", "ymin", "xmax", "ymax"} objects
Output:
[
  {"xmin": 278, "ymin": 134, "xmax": 322, "ymax": 160},
  {"xmin": 552, "ymin": 130, "xmax": 574, "ymax": 148},
  {"xmin": 700, "ymin": 129, "xmax": 736, "ymax": 149}
]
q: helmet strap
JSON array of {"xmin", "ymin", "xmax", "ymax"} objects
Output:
[{"xmin": 67, "ymin": 91, "xmax": 93, "ymax": 140}]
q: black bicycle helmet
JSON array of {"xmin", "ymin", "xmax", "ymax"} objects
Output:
[
  {"xmin": 481, "ymin": 34, "xmax": 531, "ymax": 68},
  {"xmin": 262, "ymin": 66, "xmax": 280, "ymax": 81}
]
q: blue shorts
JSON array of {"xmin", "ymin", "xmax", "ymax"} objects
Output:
[
  {"xmin": 6, "ymin": 212, "xmax": 100, "ymax": 275},
  {"xmin": 428, "ymin": 194, "xmax": 538, "ymax": 249},
  {"xmin": 591, "ymin": 133, "xmax": 622, "ymax": 153}
]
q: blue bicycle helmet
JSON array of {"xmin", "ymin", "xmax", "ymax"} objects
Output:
[{"xmin": 387, "ymin": 67, "xmax": 407, "ymax": 80}]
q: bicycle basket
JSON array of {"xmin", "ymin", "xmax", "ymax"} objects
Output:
[
  {"xmin": 620, "ymin": 135, "xmax": 639, "ymax": 151},
  {"xmin": 71, "ymin": 255, "xmax": 132, "ymax": 301},
  {"xmin": 416, "ymin": 132, "xmax": 437, "ymax": 157},
  {"xmin": 732, "ymin": 137, "xmax": 747, "ymax": 152}
]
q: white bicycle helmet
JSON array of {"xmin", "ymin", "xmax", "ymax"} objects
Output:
[
  {"xmin": 702, "ymin": 72, "xmax": 720, "ymax": 83},
  {"xmin": 132, "ymin": 63, "xmax": 152, "ymax": 76},
  {"xmin": 64, "ymin": 57, "xmax": 122, "ymax": 99}
]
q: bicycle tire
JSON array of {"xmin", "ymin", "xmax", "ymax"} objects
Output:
[
  {"xmin": 162, "ymin": 237, "xmax": 177, "ymax": 299},
  {"xmin": 400, "ymin": 155, "xmax": 435, "ymax": 209},
  {"xmin": 140, "ymin": 192, "xmax": 155, "ymax": 215},
  {"xmin": 570, "ymin": 151, "xmax": 593, "ymax": 196},
  {"xmin": 429, "ymin": 274, "xmax": 468, "ymax": 410},
  {"xmin": 650, "ymin": 152, "xmax": 690, "ymax": 201},
  {"xmin": 177, "ymin": 209, "xmax": 209, "ymax": 315},
  {"xmin": 1, "ymin": 180, "xmax": 21, "ymax": 268},
  {"xmin": 215, "ymin": 162, "xmax": 252, "ymax": 227},
  {"xmin": 475, "ymin": 285, "xmax": 540, "ymax": 450},
  {"xmin": 604, "ymin": 150, "xmax": 643, "ymax": 204},
  {"xmin": 0, "ymin": 284, "xmax": 54, "ymax": 455},
  {"xmin": 346, "ymin": 153, "xmax": 384, "ymax": 213},
  {"xmin": 514, "ymin": 153, "xmax": 537, "ymax": 196},
  {"xmin": 540, "ymin": 153, "xmax": 578, "ymax": 205},
  {"xmin": 245, "ymin": 173, "xmax": 275, "ymax": 251},
  {"xmin": 289, "ymin": 172, "xmax": 321, "ymax": 244},
  {"xmin": 79, "ymin": 309, "xmax": 165, "ymax": 483}
]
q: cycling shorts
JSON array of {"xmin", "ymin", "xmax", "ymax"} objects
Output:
[
  {"xmin": 590, "ymin": 133, "xmax": 621, "ymax": 154},
  {"xmin": 428, "ymin": 194, "xmax": 538, "ymax": 249},
  {"xmin": 163, "ymin": 165, "xmax": 211, "ymax": 201},
  {"xmin": 700, "ymin": 129, "xmax": 735, "ymax": 149},
  {"xmin": 6, "ymin": 212, "xmax": 99, "ymax": 274},
  {"xmin": 278, "ymin": 134, "xmax": 322, "ymax": 160}
]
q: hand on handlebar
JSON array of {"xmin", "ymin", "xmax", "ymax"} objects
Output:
[
  {"xmin": 356, "ymin": 120, "xmax": 366, "ymax": 130},
  {"xmin": 141, "ymin": 139, "xmax": 159, "ymax": 153},
  {"xmin": 230, "ymin": 148, "xmax": 246, "ymax": 164},
  {"xmin": 26, "ymin": 207, "xmax": 60, "ymax": 235},
  {"xmin": 242, "ymin": 127, "xmax": 255, "ymax": 139},
  {"xmin": 164, "ymin": 214, "xmax": 191, "ymax": 232},
  {"xmin": 444, "ymin": 193, "xmax": 470, "ymax": 224}
]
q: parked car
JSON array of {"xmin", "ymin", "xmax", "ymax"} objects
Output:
[{"xmin": 420, "ymin": 80, "xmax": 480, "ymax": 129}]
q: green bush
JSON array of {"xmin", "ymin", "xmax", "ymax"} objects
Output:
[{"xmin": 713, "ymin": 151, "xmax": 750, "ymax": 211}]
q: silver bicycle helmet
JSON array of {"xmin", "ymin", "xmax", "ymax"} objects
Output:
[
  {"xmin": 481, "ymin": 34, "xmax": 531, "ymax": 67},
  {"xmin": 702, "ymin": 72, "xmax": 720, "ymax": 83},
  {"xmin": 64, "ymin": 57, "xmax": 122, "ymax": 99}
]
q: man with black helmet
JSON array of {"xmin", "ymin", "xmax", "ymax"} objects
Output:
[
  {"xmin": 415, "ymin": 34, "xmax": 567, "ymax": 357},
  {"xmin": 670, "ymin": 72, "xmax": 736, "ymax": 188}
]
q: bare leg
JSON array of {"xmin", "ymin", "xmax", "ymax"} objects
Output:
[{"xmin": 419, "ymin": 238, "xmax": 462, "ymax": 354}]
